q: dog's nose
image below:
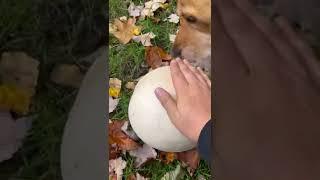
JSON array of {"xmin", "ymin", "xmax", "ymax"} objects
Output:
[{"xmin": 171, "ymin": 47, "xmax": 182, "ymax": 58}]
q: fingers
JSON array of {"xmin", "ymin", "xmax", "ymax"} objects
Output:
[
  {"xmin": 176, "ymin": 59, "xmax": 199, "ymax": 83},
  {"xmin": 171, "ymin": 58, "xmax": 211, "ymax": 89},
  {"xmin": 197, "ymin": 67, "xmax": 212, "ymax": 87},
  {"xmin": 154, "ymin": 87, "xmax": 179, "ymax": 120},
  {"xmin": 170, "ymin": 60, "xmax": 188, "ymax": 93},
  {"xmin": 182, "ymin": 59, "xmax": 208, "ymax": 86}
]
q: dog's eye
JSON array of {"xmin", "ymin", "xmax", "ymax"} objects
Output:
[{"xmin": 186, "ymin": 16, "xmax": 197, "ymax": 23}]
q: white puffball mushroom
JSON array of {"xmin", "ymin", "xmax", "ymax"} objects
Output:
[{"xmin": 128, "ymin": 66, "xmax": 196, "ymax": 152}]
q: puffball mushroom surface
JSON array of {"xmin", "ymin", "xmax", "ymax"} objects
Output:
[{"xmin": 128, "ymin": 66, "xmax": 196, "ymax": 152}]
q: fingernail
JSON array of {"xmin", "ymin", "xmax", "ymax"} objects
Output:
[{"xmin": 155, "ymin": 87, "xmax": 164, "ymax": 98}]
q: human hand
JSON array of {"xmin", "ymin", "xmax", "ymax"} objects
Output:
[{"xmin": 154, "ymin": 59, "xmax": 211, "ymax": 143}]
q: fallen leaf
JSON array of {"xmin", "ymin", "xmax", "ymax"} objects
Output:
[
  {"xmin": 109, "ymin": 23, "xmax": 117, "ymax": 34},
  {"xmin": 150, "ymin": 17, "xmax": 161, "ymax": 23},
  {"xmin": 0, "ymin": 52, "xmax": 39, "ymax": 96},
  {"xmin": 169, "ymin": 34, "xmax": 176, "ymax": 43},
  {"xmin": 160, "ymin": 164, "xmax": 185, "ymax": 180},
  {"xmin": 197, "ymin": 175, "xmax": 207, "ymax": 180},
  {"xmin": 128, "ymin": 2, "xmax": 144, "ymax": 17},
  {"xmin": 141, "ymin": 0, "xmax": 167, "ymax": 18},
  {"xmin": 160, "ymin": 3, "xmax": 169, "ymax": 9},
  {"xmin": 137, "ymin": 173, "xmax": 150, "ymax": 180},
  {"xmin": 109, "ymin": 96, "xmax": 119, "ymax": 113},
  {"xmin": 176, "ymin": 149, "xmax": 200, "ymax": 174},
  {"xmin": 132, "ymin": 32, "xmax": 156, "ymax": 46},
  {"xmin": 110, "ymin": 18, "xmax": 141, "ymax": 44},
  {"xmin": 109, "ymin": 120, "xmax": 140, "ymax": 151},
  {"xmin": 109, "ymin": 157, "xmax": 127, "ymax": 180},
  {"xmin": 119, "ymin": 16, "xmax": 127, "ymax": 21},
  {"xmin": 0, "ymin": 85, "xmax": 32, "ymax": 114},
  {"xmin": 50, "ymin": 64, "xmax": 84, "ymax": 88},
  {"xmin": 109, "ymin": 143, "xmax": 121, "ymax": 160},
  {"xmin": 167, "ymin": 14, "xmax": 180, "ymax": 24},
  {"xmin": 109, "ymin": 78, "xmax": 122, "ymax": 98},
  {"xmin": 121, "ymin": 121, "xmax": 139, "ymax": 140},
  {"xmin": 129, "ymin": 144, "xmax": 157, "ymax": 167},
  {"xmin": 128, "ymin": 174, "xmax": 137, "ymax": 180},
  {"xmin": 125, "ymin": 82, "xmax": 136, "ymax": 90},
  {"xmin": 0, "ymin": 111, "xmax": 32, "ymax": 163},
  {"xmin": 159, "ymin": 151, "xmax": 177, "ymax": 164},
  {"xmin": 145, "ymin": 46, "xmax": 172, "ymax": 69}
]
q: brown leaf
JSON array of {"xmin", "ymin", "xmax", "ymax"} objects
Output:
[
  {"xmin": 145, "ymin": 46, "xmax": 172, "ymax": 69},
  {"xmin": 110, "ymin": 18, "xmax": 140, "ymax": 44},
  {"xmin": 158, "ymin": 151, "xmax": 177, "ymax": 164},
  {"xmin": 128, "ymin": 174, "xmax": 136, "ymax": 180},
  {"xmin": 150, "ymin": 17, "xmax": 161, "ymax": 23},
  {"xmin": 109, "ymin": 143, "xmax": 120, "ymax": 160},
  {"xmin": 109, "ymin": 120, "xmax": 140, "ymax": 153},
  {"xmin": 176, "ymin": 149, "xmax": 200, "ymax": 172}
]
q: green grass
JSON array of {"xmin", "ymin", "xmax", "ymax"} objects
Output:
[
  {"xmin": 0, "ymin": 0, "xmax": 106, "ymax": 179},
  {"xmin": 109, "ymin": 0, "xmax": 211, "ymax": 179}
]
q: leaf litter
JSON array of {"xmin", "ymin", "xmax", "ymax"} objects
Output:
[{"xmin": 109, "ymin": 0, "xmax": 205, "ymax": 179}]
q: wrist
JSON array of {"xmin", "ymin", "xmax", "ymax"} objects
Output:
[{"xmin": 192, "ymin": 117, "xmax": 211, "ymax": 142}]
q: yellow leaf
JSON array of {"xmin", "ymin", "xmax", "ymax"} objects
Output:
[
  {"xmin": 160, "ymin": 3, "xmax": 169, "ymax": 9},
  {"xmin": 0, "ymin": 85, "xmax": 32, "ymax": 114},
  {"xmin": 132, "ymin": 26, "xmax": 141, "ymax": 36},
  {"xmin": 109, "ymin": 87, "xmax": 121, "ymax": 98},
  {"xmin": 109, "ymin": 78, "xmax": 122, "ymax": 98},
  {"xmin": 110, "ymin": 18, "xmax": 139, "ymax": 44}
]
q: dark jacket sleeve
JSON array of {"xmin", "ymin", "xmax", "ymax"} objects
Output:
[{"xmin": 197, "ymin": 120, "xmax": 213, "ymax": 165}]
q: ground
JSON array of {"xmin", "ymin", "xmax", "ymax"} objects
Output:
[
  {"xmin": 0, "ymin": 0, "xmax": 106, "ymax": 179},
  {"xmin": 109, "ymin": 0, "xmax": 211, "ymax": 179}
]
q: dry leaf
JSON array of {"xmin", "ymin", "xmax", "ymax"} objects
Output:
[
  {"xmin": 109, "ymin": 96, "xmax": 119, "ymax": 113},
  {"xmin": 109, "ymin": 120, "xmax": 140, "ymax": 151},
  {"xmin": 176, "ymin": 149, "xmax": 200, "ymax": 173},
  {"xmin": 145, "ymin": 46, "xmax": 172, "ymax": 69},
  {"xmin": 110, "ymin": 18, "xmax": 141, "ymax": 44},
  {"xmin": 128, "ymin": 2, "xmax": 144, "ymax": 17},
  {"xmin": 50, "ymin": 64, "xmax": 84, "ymax": 88},
  {"xmin": 0, "ymin": 112, "xmax": 32, "ymax": 162},
  {"xmin": 137, "ymin": 173, "xmax": 150, "ymax": 180},
  {"xmin": 0, "ymin": 85, "xmax": 32, "ymax": 114},
  {"xmin": 159, "ymin": 151, "xmax": 177, "ymax": 164},
  {"xmin": 0, "ymin": 52, "xmax": 39, "ymax": 96},
  {"xmin": 125, "ymin": 82, "xmax": 136, "ymax": 90},
  {"xmin": 169, "ymin": 34, "xmax": 176, "ymax": 43},
  {"xmin": 132, "ymin": 32, "xmax": 156, "ymax": 46},
  {"xmin": 128, "ymin": 174, "xmax": 137, "ymax": 180},
  {"xmin": 109, "ymin": 157, "xmax": 127, "ymax": 180},
  {"xmin": 119, "ymin": 16, "xmax": 127, "ymax": 21},
  {"xmin": 129, "ymin": 144, "xmax": 157, "ymax": 167},
  {"xmin": 167, "ymin": 14, "xmax": 180, "ymax": 24},
  {"xmin": 141, "ymin": 0, "xmax": 167, "ymax": 18},
  {"xmin": 109, "ymin": 78, "xmax": 122, "ymax": 98},
  {"xmin": 150, "ymin": 17, "xmax": 161, "ymax": 23},
  {"xmin": 121, "ymin": 121, "xmax": 139, "ymax": 140}
]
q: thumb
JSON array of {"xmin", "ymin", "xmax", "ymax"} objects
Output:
[{"xmin": 154, "ymin": 87, "xmax": 178, "ymax": 119}]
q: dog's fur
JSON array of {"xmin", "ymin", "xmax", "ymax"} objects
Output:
[{"xmin": 172, "ymin": 0, "xmax": 211, "ymax": 73}]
